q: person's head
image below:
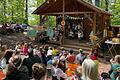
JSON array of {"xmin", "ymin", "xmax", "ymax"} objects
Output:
[
  {"xmin": 79, "ymin": 49, "xmax": 83, "ymax": 54},
  {"xmin": 34, "ymin": 45, "xmax": 38, "ymax": 49},
  {"xmin": 53, "ymin": 45, "xmax": 57, "ymax": 49},
  {"xmin": 114, "ymin": 55, "xmax": 120, "ymax": 64},
  {"xmin": 69, "ymin": 49, "xmax": 73, "ymax": 54},
  {"xmin": 32, "ymin": 63, "xmax": 46, "ymax": 80},
  {"xmin": 1, "ymin": 45, "xmax": 7, "ymax": 52},
  {"xmin": 24, "ymin": 43, "xmax": 28, "ymax": 48},
  {"xmin": 49, "ymin": 47, "xmax": 52, "ymax": 50},
  {"xmin": 91, "ymin": 48, "xmax": 98, "ymax": 57},
  {"xmin": 82, "ymin": 58, "xmax": 98, "ymax": 80}
]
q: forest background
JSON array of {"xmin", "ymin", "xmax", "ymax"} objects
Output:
[{"xmin": 0, "ymin": 0, "xmax": 120, "ymax": 27}]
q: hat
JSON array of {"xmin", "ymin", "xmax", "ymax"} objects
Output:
[
  {"xmin": 60, "ymin": 47, "xmax": 65, "ymax": 50},
  {"xmin": 79, "ymin": 49, "xmax": 83, "ymax": 53}
]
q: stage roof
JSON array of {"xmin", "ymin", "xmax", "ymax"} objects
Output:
[{"xmin": 33, "ymin": 0, "xmax": 111, "ymax": 16}]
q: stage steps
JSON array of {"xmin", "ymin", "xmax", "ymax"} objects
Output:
[{"xmin": 62, "ymin": 44, "xmax": 92, "ymax": 54}]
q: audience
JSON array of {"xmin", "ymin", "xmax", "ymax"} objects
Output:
[{"xmin": 0, "ymin": 40, "xmax": 119, "ymax": 80}]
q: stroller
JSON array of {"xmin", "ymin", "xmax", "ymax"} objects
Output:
[
  {"xmin": 101, "ymin": 67, "xmax": 120, "ymax": 80},
  {"xmin": 101, "ymin": 72, "xmax": 111, "ymax": 80}
]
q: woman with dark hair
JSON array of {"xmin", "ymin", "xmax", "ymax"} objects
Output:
[{"xmin": 90, "ymin": 48, "xmax": 99, "ymax": 60}]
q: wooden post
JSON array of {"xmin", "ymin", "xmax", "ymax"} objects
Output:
[
  {"xmin": 119, "ymin": 27, "xmax": 120, "ymax": 34},
  {"xmin": 39, "ymin": 15, "xmax": 42, "ymax": 24},
  {"xmin": 93, "ymin": 13, "xmax": 96, "ymax": 34},
  {"xmin": 61, "ymin": 0, "xmax": 65, "ymax": 45}
]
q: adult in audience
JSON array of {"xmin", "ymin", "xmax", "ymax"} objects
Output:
[
  {"xmin": 5, "ymin": 58, "xmax": 30, "ymax": 80},
  {"xmin": 109, "ymin": 55, "xmax": 120, "ymax": 80},
  {"xmin": 22, "ymin": 50, "xmax": 41, "ymax": 78},
  {"xmin": 32, "ymin": 63, "xmax": 46, "ymax": 80},
  {"xmin": 81, "ymin": 58, "xmax": 98, "ymax": 80}
]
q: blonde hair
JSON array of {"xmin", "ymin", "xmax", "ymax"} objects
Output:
[
  {"xmin": 115, "ymin": 55, "xmax": 120, "ymax": 64},
  {"xmin": 82, "ymin": 58, "xmax": 98, "ymax": 80},
  {"xmin": 32, "ymin": 63, "xmax": 46, "ymax": 80}
]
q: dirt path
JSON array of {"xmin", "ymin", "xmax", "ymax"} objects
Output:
[{"xmin": 0, "ymin": 33, "xmax": 31, "ymax": 49}]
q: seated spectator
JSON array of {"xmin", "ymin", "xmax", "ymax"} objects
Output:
[
  {"xmin": 76, "ymin": 49, "xmax": 86, "ymax": 65},
  {"xmin": 8, "ymin": 51, "xmax": 21, "ymax": 68},
  {"xmin": 66, "ymin": 49, "xmax": 75, "ymax": 63},
  {"xmin": 32, "ymin": 63, "xmax": 46, "ymax": 80},
  {"xmin": 109, "ymin": 55, "xmax": 120, "ymax": 80},
  {"xmin": 52, "ymin": 46, "xmax": 59, "ymax": 56},
  {"xmin": 81, "ymin": 58, "xmax": 98, "ymax": 80},
  {"xmin": 5, "ymin": 58, "xmax": 30, "ymax": 80},
  {"xmin": 22, "ymin": 50, "xmax": 41, "ymax": 77},
  {"xmin": 90, "ymin": 48, "xmax": 99, "ymax": 60},
  {"xmin": 90, "ymin": 48, "xmax": 99, "ymax": 77},
  {"xmin": 47, "ymin": 47, "xmax": 52, "ymax": 61},
  {"xmin": 51, "ymin": 58, "xmax": 67, "ymax": 80},
  {"xmin": 22, "ymin": 43, "xmax": 29, "ymax": 56},
  {"xmin": 0, "ymin": 51, "xmax": 6, "ymax": 69}
]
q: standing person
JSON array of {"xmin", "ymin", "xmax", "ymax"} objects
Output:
[
  {"xmin": 81, "ymin": 58, "xmax": 98, "ymax": 80},
  {"xmin": 78, "ymin": 30, "xmax": 84, "ymax": 41},
  {"xmin": 109, "ymin": 55, "xmax": 120, "ymax": 80}
]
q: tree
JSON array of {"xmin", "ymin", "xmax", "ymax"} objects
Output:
[
  {"xmin": 105, "ymin": 0, "xmax": 109, "ymax": 11},
  {"xmin": 25, "ymin": 0, "xmax": 28, "ymax": 24},
  {"xmin": 110, "ymin": 0, "xmax": 120, "ymax": 25}
]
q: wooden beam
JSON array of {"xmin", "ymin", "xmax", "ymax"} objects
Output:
[
  {"xmin": 39, "ymin": 12, "xmax": 94, "ymax": 15},
  {"xmin": 93, "ymin": 13, "xmax": 96, "ymax": 34},
  {"xmin": 84, "ymin": 13, "xmax": 93, "ymax": 23}
]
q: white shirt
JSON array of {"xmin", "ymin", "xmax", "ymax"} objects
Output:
[{"xmin": 47, "ymin": 49, "xmax": 52, "ymax": 56}]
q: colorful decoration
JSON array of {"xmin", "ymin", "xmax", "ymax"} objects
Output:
[{"xmin": 66, "ymin": 63, "xmax": 78, "ymax": 77}]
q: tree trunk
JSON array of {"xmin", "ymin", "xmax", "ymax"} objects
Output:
[
  {"xmin": 105, "ymin": 0, "xmax": 109, "ymax": 11},
  {"xmin": 25, "ymin": 0, "xmax": 28, "ymax": 24},
  {"xmin": 3, "ymin": 0, "xmax": 6, "ymax": 17}
]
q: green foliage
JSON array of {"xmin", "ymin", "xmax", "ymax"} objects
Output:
[
  {"xmin": 110, "ymin": 1, "xmax": 120, "ymax": 25},
  {"xmin": 0, "ymin": 0, "xmax": 26, "ymax": 24},
  {"xmin": 0, "ymin": 0, "xmax": 120, "ymax": 26}
]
